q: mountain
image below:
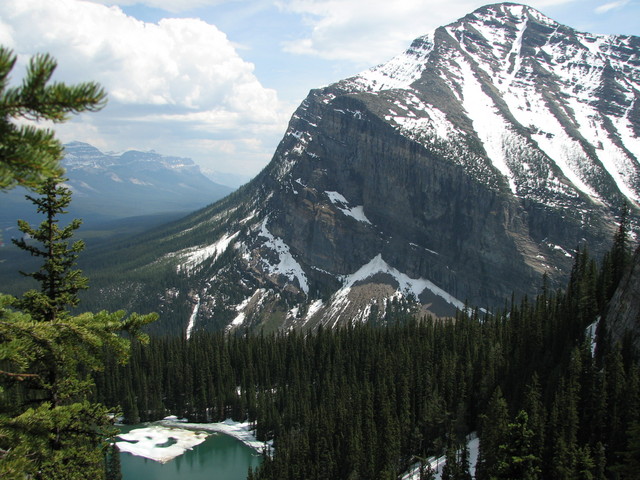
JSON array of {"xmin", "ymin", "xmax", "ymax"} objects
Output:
[
  {"xmin": 0, "ymin": 141, "xmax": 233, "ymax": 229},
  {"xmin": 606, "ymin": 245, "xmax": 640, "ymax": 352},
  {"xmin": 84, "ymin": 3, "xmax": 639, "ymax": 336}
]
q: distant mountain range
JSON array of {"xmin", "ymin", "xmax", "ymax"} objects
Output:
[
  {"xmin": 65, "ymin": 4, "xmax": 640, "ymax": 335},
  {"xmin": 0, "ymin": 141, "xmax": 234, "ymax": 231}
]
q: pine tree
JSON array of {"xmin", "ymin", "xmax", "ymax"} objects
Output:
[
  {"xmin": 611, "ymin": 421, "xmax": 640, "ymax": 478},
  {"xmin": 415, "ymin": 455, "xmax": 436, "ymax": 480},
  {"xmin": 523, "ymin": 374, "xmax": 545, "ymax": 463},
  {"xmin": 12, "ymin": 177, "xmax": 87, "ymax": 321},
  {"xmin": 0, "ymin": 49, "xmax": 151, "ymax": 478},
  {"xmin": 0, "ymin": 47, "xmax": 106, "ymax": 190},
  {"xmin": 105, "ymin": 442, "xmax": 122, "ymax": 480},
  {"xmin": 442, "ymin": 440, "xmax": 472, "ymax": 480},
  {"xmin": 441, "ymin": 442, "xmax": 459, "ymax": 480},
  {"xmin": 476, "ymin": 387, "xmax": 509, "ymax": 480},
  {"xmin": 592, "ymin": 442, "xmax": 607, "ymax": 480},
  {"xmin": 610, "ymin": 201, "xmax": 630, "ymax": 297},
  {"xmin": 0, "ymin": 180, "xmax": 157, "ymax": 477},
  {"xmin": 458, "ymin": 441, "xmax": 472, "ymax": 480},
  {"xmin": 496, "ymin": 411, "xmax": 541, "ymax": 480}
]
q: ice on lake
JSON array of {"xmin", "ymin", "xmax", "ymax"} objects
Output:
[{"xmin": 117, "ymin": 425, "xmax": 209, "ymax": 463}]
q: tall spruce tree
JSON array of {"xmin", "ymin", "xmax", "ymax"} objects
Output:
[
  {"xmin": 611, "ymin": 202, "xmax": 630, "ymax": 294},
  {"xmin": 0, "ymin": 48, "xmax": 156, "ymax": 478},
  {"xmin": 496, "ymin": 411, "xmax": 541, "ymax": 480},
  {"xmin": 0, "ymin": 177, "xmax": 157, "ymax": 478},
  {"xmin": 12, "ymin": 177, "xmax": 87, "ymax": 321},
  {"xmin": 476, "ymin": 387, "xmax": 509, "ymax": 480}
]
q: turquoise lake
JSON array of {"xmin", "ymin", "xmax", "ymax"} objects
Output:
[{"xmin": 119, "ymin": 425, "xmax": 263, "ymax": 480}]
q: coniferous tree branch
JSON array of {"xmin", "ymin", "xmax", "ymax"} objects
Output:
[{"xmin": 0, "ymin": 47, "xmax": 107, "ymax": 190}]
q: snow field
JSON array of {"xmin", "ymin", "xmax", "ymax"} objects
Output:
[
  {"xmin": 325, "ymin": 191, "xmax": 372, "ymax": 224},
  {"xmin": 258, "ymin": 219, "xmax": 309, "ymax": 294},
  {"xmin": 116, "ymin": 425, "xmax": 209, "ymax": 463}
]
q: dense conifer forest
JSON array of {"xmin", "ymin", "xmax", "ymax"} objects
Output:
[{"xmin": 94, "ymin": 219, "xmax": 640, "ymax": 479}]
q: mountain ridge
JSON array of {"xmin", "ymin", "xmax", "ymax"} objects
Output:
[
  {"xmin": 0, "ymin": 141, "xmax": 234, "ymax": 228},
  {"xmin": 84, "ymin": 3, "xmax": 639, "ymax": 336}
]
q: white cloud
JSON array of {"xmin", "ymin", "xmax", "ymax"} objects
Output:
[
  {"xmin": 0, "ymin": 0, "xmax": 290, "ymax": 174},
  {"xmin": 594, "ymin": 0, "xmax": 630, "ymax": 14},
  {"xmin": 278, "ymin": 0, "xmax": 578, "ymax": 64}
]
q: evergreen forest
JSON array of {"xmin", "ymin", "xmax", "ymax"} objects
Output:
[{"xmin": 94, "ymin": 222, "xmax": 640, "ymax": 480}]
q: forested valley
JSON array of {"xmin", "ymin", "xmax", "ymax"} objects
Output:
[
  {"xmin": 3, "ymin": 12, "xmax": 640, "ymax": 479},
  {"xmin": 94, "ymin": 221, "xmax": 640, "ymax": 480}
]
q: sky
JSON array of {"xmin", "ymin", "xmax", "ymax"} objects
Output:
[{"xmin": 1, "ymin": 0, "xmax": 639, "ymax": 178}]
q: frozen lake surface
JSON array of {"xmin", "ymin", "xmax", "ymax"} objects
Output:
[{"xmin": 118, "ymin": 420, "xmax": 263, "ymax": 480}]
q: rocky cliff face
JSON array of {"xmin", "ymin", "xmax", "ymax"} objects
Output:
[
  {"xmin": 88, "ymin": 3, "xmax": 640, "ymax": 335},
  {"xmin": 606, "ymin": 247, "xmax": 640, "ymax": 351}
]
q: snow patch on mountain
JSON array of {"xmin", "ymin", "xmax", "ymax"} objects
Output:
[
  {"xmin": 504, "ymin": 16, "xmax": 527, "ymax": 86},
  {"xmin": 129, "ymin": 177, "xmax": 152, "ymax": 186},
  {"xmin": 177, "ymin": 231, "xmax": 240, "ymax": 274},
  {"xmin": 259, "ymin": 219, "xmax": 309, "ymax": 294},
  {"xmin": 305, "ymin": 299, "xmax": 324, "ymax": 323},
  {"xmin": 326, "ymin": 191, "xmax": 372, "ymax": 224},
  {"xmin": 350, "ymin": 32, "xmax": 435, "ymax": 92},
  {"xmin": 459, "ymin": 59, "xmax": 517, "ymax": 193},
  {"xmin": 186, "ymin": 295, "xmax": 200, "ymax": 340},
  {"xmin": 568, "ymin": 97, "xmax": 640, "ymax": 204},
  {"xmin": 386, "ymin": 93, "xmax": 457, "ymax": 141},
  {"xmin": 228, "ymin": 289, "xmax": 267, "ymax": 330},
  {"xmin": 330, "ymin": 254, "xmax": 465, "ymax": 318},
  {"xmin": 498, "ymin": 74, "xmax": 604, "ymax": 201}
]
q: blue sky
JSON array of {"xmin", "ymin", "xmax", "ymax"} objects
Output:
[{"xmin": 1, "ymin": 0, "xmax": 639, "ymax": 177}]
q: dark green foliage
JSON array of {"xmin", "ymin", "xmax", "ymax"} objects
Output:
[
  {"xmin": 476, "ymin": 388, "xmax": 509, "ymax": 480},
  {"xmin": 417, "ymin": 456, "xmax": 436, "ymax": 480},
  {"xmin": 442, "ymin": 439, "xmax": 472, "ymax": 480},
  {"xmin": 0, "ymin": 179, "xmax": 157, "ymax": 478},
  {"xmin": 495, "ymin": 411, "xmax": 541, "ymax": 480},
  {"xmin": 610, "ymin": 202, "xmax": 631, "ymax": 297},
  {"xmin": 105, "ymin": 442, "xmax": 122, "ymax": 480},
  {"xmin": 0, "ymin": 46, "xmax": 157, "ymax": 479},
  {"xmin": 12, "ymin": 177, "xmax": 88, "ymax": 321}
]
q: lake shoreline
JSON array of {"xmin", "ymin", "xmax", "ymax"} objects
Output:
[{"xmin": 157, "ymin": 417, "xmax": 273, "ymax": 454}]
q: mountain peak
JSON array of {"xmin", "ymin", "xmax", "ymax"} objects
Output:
[
  {"xmin": 86, "ymin": 4, "xmax": 639, "ymax": 336},
  {"xmin": 468, "ymin": 2, "xmax": 557, "ymax": 25}
]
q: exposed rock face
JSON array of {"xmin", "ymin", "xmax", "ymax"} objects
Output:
[
  {"xmin": 606, "ymin": 247, "xmax": 640, "ymax": 351},
  {"xmin": 88, "ymin": 3, "xmax": 640, "ymax": 335}
]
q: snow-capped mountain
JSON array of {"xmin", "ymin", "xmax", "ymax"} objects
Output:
[
  {"xmin": 0, "ymin": 142, "xmax": 233, "ymax": 227},
  {"xmin": 343, "ymin": 3, "xmax": 640, "ymax": 206},
  {"xmin": 87, "ymin": 3, "xmax": 639, "ymax": 336}
]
